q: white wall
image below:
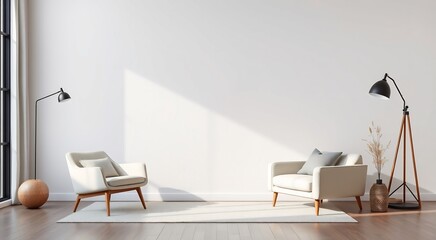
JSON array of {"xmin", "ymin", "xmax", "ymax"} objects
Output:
[{"xmin": 26, "ymin": 0, "xmax": 436, "ymax": 201}]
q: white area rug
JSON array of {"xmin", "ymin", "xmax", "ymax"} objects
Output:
[{"xmin": 58, "ymin": 201, "xmax": 356, "ymax": 223}]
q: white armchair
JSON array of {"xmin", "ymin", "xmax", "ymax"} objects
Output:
[
  {"xmin": 66, "ymin": 151, "xmax": 148, "ymax": 216},
  {"xmin": 269, "ymin": 154, "xmax": 367, "ymax": 215}
]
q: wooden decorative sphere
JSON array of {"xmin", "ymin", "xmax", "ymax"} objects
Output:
[{"xmin": 18, "ymin": 179, "xmax": 49, "ymax": 209}]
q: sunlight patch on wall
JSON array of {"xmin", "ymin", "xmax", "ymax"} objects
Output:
[{"xmin": 124, "ymin": 69, "xmax": 302, "ymax": 194}]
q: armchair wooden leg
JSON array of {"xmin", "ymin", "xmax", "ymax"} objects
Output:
[
  {"xmin": 355, "ymin": 196, "xmax": 363, "ymax": 211},
  {"xmin": 315, "ymin": 199, "xmax": 321, "ymax": 216},
  {"xmin": 272, "ymin": 192, "xmax": 278, "ymax": 207},
  {"xmin": 105, "ymin": 191, "xmax": 111, "ymax": 216},
  {"xmin": 136, "ymin": 187, "xmax": 147, "ymax": 209},
  {"xmin": 73, "ymin": 196, "xmax": 81, "ymax": 212}
]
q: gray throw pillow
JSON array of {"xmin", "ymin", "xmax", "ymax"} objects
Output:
[
  {"xmin": 79, "ymin": 157, "xmax": 119, "ymax": 178},
  {"xmin": 297, "ymin": 148, "xmax": 342, "ymax": 175}
]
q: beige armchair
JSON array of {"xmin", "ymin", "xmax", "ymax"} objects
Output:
[
  {"xmin": 66, "ymin": 151, "xmax": 148, "ymax": 216},
  {"xmin": 269, "ymin": 154, "xmax": 367, "ymax": 215}
]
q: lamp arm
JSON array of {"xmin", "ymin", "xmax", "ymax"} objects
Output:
[
  {"xmin": 385, "ymin": 73, "xmax": 407, "ymax": 111},
  {"xmin": 34, "ymin": 89, "xmax": 62, "ymax": 179},
  {"xmin": 35, "ymin": 90, "xmax": 62, "ymax": 103}
]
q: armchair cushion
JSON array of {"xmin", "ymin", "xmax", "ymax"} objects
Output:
[
  {"xmin": 106, "ymin": 176, "xmax": 146, "ymax": 187},
  {"xmin": 79, "ymin": 158, "xmax": 119, "ymax": 178},
  {"xmin": 273, "ymin": 174, "xmax": 312, "ymax": 192},
  {"xmin": 297, "ymin": 148, "xmax": 342, "ymax": 175}
]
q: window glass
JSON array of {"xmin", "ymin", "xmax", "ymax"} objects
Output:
[{"xmin": 1, "ymin": 0, "xmax": 11, "ymax": 201}]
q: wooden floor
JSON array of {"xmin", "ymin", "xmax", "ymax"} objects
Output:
[{"xmin": 1, "ymin": 201, "xmax": 436, "ymax": 240}]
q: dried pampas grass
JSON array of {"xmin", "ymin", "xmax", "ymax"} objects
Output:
[{"xmin": 363, "ymin": 122, "xmax": 391, "ymax": 180}]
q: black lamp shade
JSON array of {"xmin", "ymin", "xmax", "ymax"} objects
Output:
[
  {"xmin": 58, "ymin": 89, "xmax": 71, "ymax": 102},
  {"xmin": 369, "ymin": 79, "xmax": 391, "ymax": 100}
]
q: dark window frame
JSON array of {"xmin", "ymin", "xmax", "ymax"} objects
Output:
[{"xmin": 1, "ymin": 0, "xmax": 11, "ymax": 202}]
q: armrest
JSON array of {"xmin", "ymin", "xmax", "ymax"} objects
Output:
[
  {"xmin": 67, "ymin": 166, "xmax": 108, "ymax": 194},
  {"xmin": 268, "ymin": 161, "xmax": 305, "ymax": 191},
  {"xmin": 119, "ymin": 163, "xmax": 148, "ymax": 179},
  {"xmin": 312, "ymin": 164, "xmax": 368, "ymax": 199}
]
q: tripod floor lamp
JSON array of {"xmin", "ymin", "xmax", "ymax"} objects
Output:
[
  {"xmin": 369, "ymin": 73, "xmax": 421, "ymax": 209},
  {"xmin": 17, "ymin": 88, "xmax": 71, "ymax": 209}
]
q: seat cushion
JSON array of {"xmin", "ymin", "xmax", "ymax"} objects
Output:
[
  {"xmin": 272, "ymin": 174, "xmax": 313, "ymax": 192},
  {"xmin": 106, "ymin": 176, "xmax": 146, "ymax": 187}
]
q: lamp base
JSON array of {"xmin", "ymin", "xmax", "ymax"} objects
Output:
[
  {"xmin": 388, "ymin": 202, "xmax": 420, "ymax": 210},
  {"xmin": 17, "ymin": 179, "xmax": 49, "ymax": 209}
]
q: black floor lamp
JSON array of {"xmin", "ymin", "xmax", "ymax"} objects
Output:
[
  {"xmin": 369, "ymin": 73, "xmax": 421, "ymax": 209},
  {"xmin": 17, "ymin": 88, "xmax": 71, "ymax": 209}
]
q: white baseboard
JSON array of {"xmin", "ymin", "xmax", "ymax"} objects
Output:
[
  {"xmin": 48, "ymin": 192, "xmax": 436, "ymax": 202},
  {"xmin": 0, "ymin": 199, "xmax": 12, "ymax": 209}
]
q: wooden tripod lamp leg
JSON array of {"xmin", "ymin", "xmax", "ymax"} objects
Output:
[
  {"xmin": 388, "ymin": 114, "xmax": 406, "ymax": 193},
  {"xmin": 406, "ymin": 114, "xmax": 422, "ymax": 208}
]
